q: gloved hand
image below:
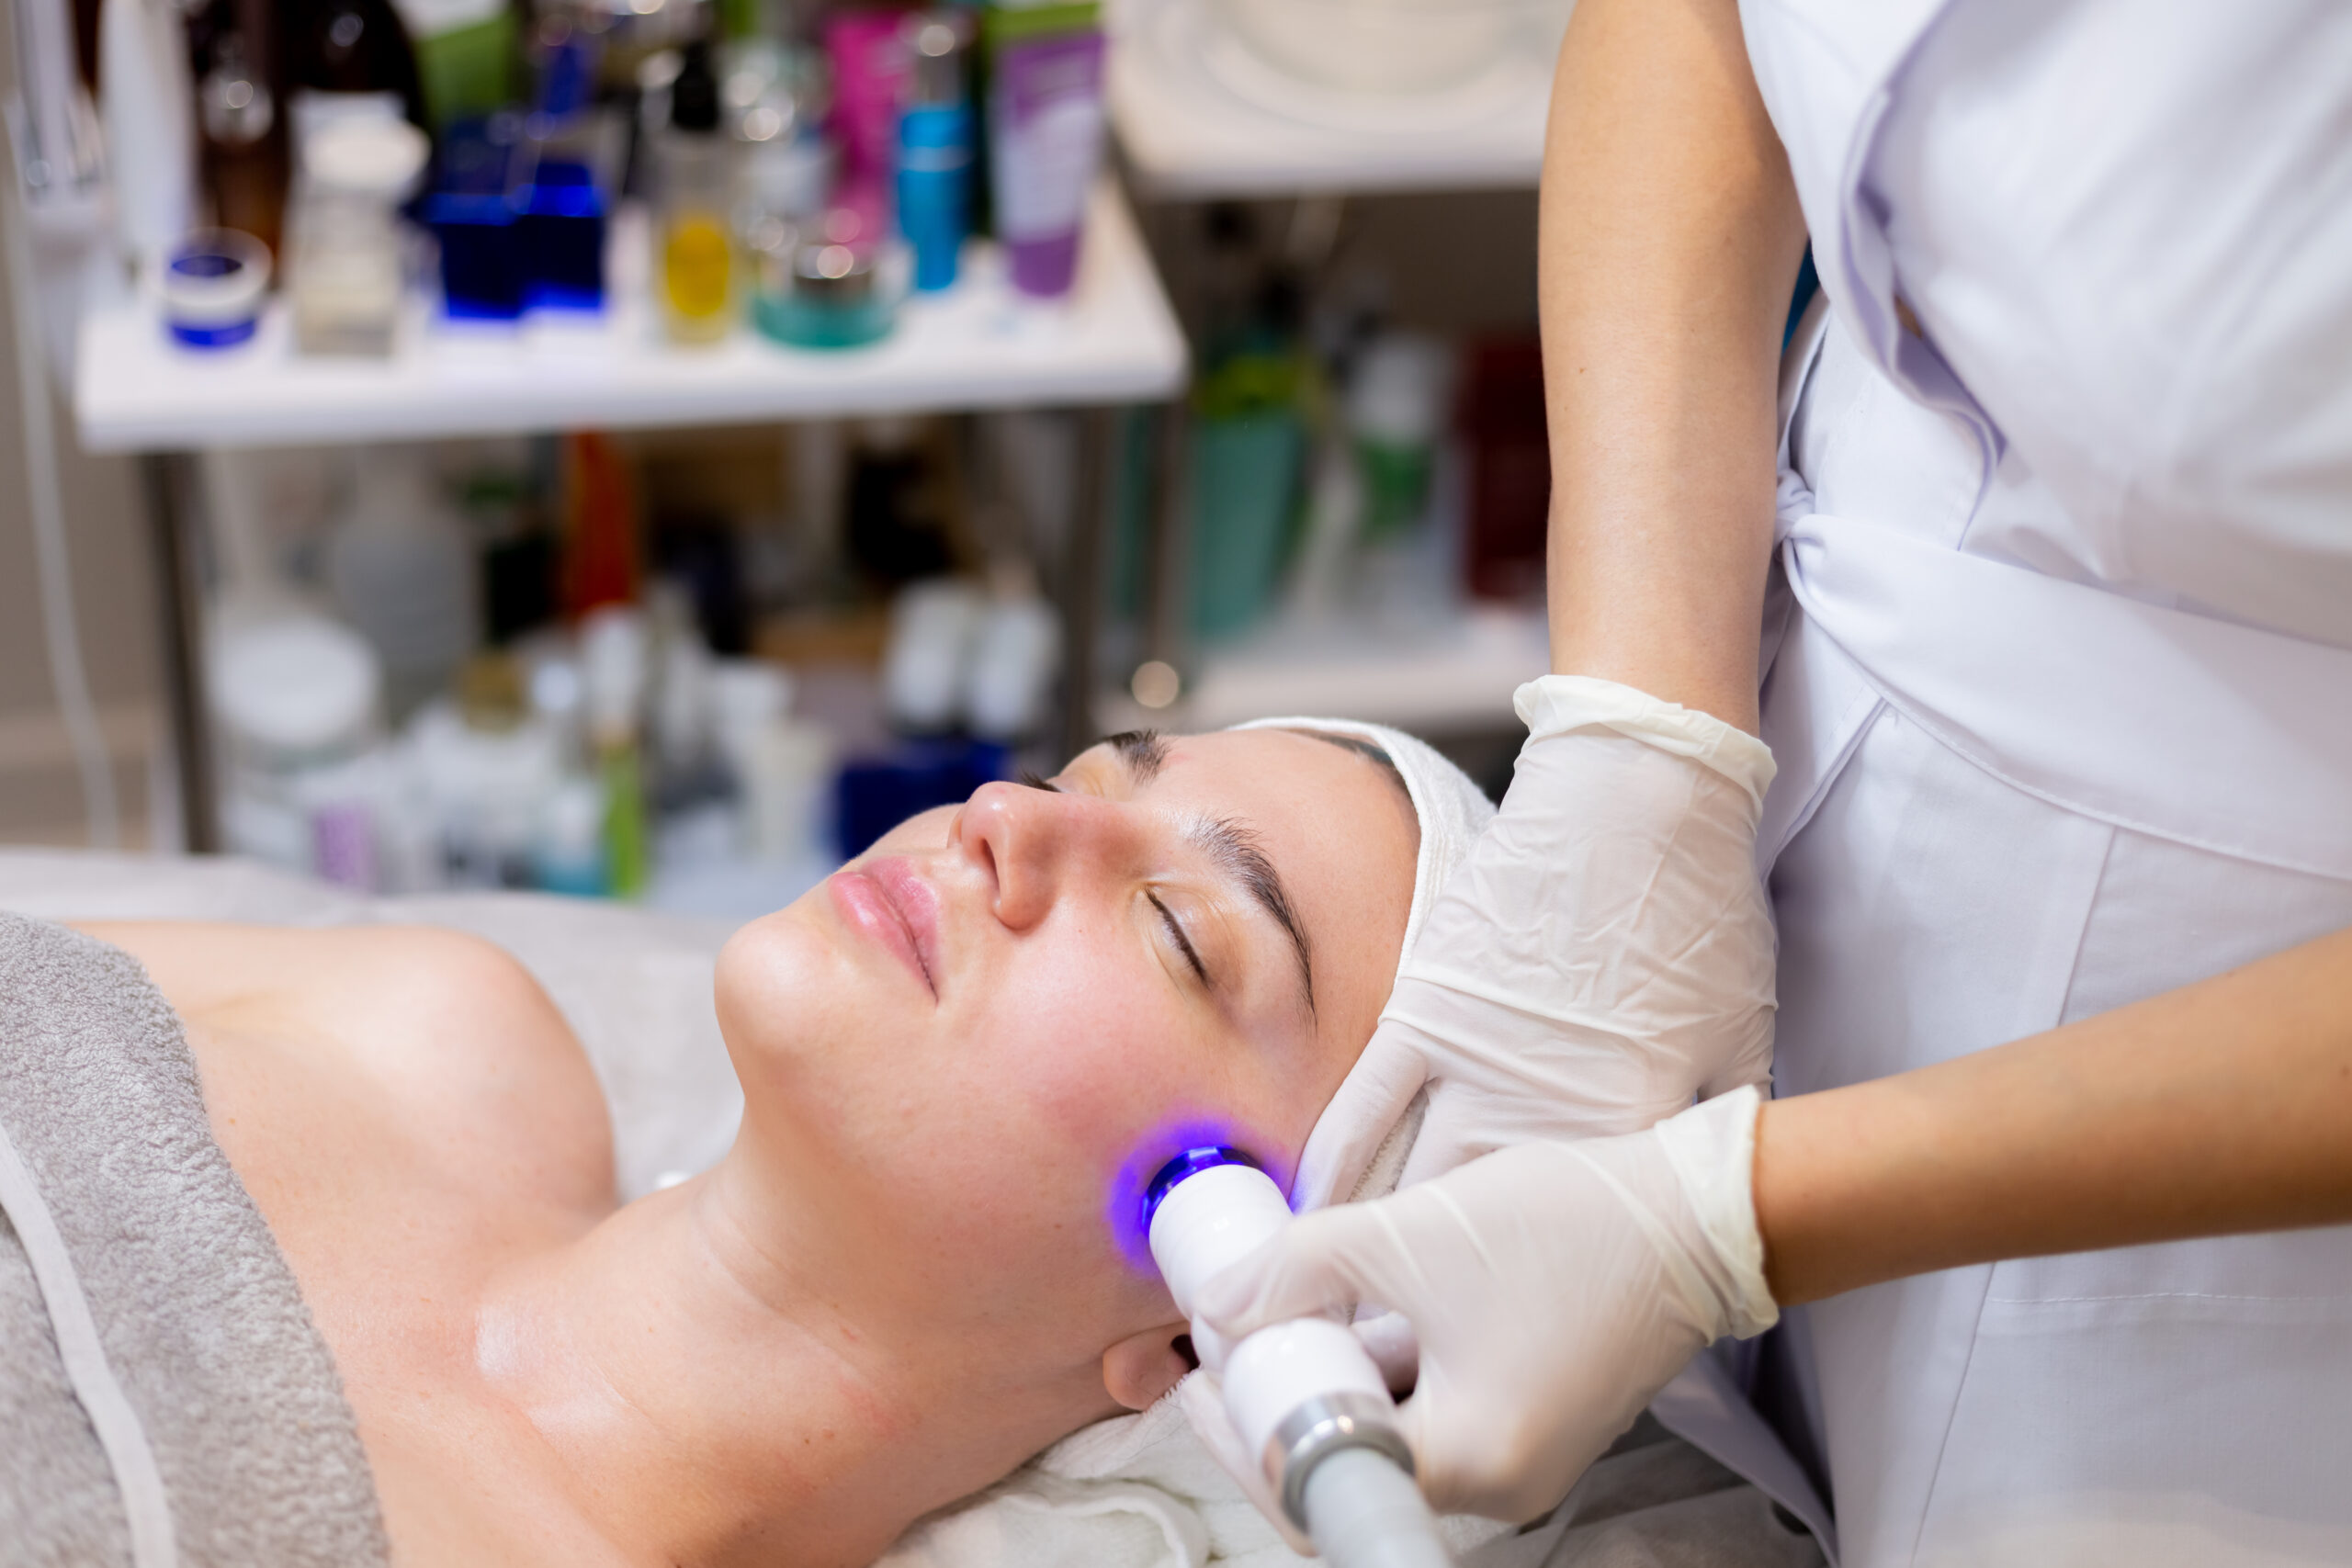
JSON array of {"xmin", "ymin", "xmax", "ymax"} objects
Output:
[
  {"xmin": 1290, "ymin": 675, "xmax": 1780, "ymax": 1210},
  {"xmin": 1197, "ymin": 1088, "xmax": 1779, "ymax": 1522}
]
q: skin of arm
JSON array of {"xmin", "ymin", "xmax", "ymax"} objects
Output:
[
  {"xmin": 1539, "ymin": 0, "xmax": 1809, "ymax": 733},
  {"xmin": 1756, "ymin": 924, "xmax": 2352, "ymax": 1305}
]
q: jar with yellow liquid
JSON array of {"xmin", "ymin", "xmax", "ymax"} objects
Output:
[{"xmin": 656, "ymin": 39, "xmax": 736, "ymax": 344}]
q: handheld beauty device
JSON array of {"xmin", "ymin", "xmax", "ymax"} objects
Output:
[{"xmin": 1145, "ymin": 1148, "xmax": 1453, "ymax": 1568}]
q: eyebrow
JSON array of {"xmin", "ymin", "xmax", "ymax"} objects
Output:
[
  {"xmin": 1103, "ymin": 729, "xmax": 1169, "ymax": 784},
  {"xmin": 1189, "ymin": 815, "xmax": 1316, "ymax": 1020}
]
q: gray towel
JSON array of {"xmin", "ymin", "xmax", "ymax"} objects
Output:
[{"xmin": 0, "ymin": 914, "xmax": 389, "ymax": 1568}]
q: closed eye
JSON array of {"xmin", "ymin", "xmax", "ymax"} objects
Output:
[
  {"xmin": 1017, "ymin": 768, "xmax": 1061, "ymax": 793},
  {"xmin": 1148, "ymin": 890, "xmax": 1210, "ymax": 987}
]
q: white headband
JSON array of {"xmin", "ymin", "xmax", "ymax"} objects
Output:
[{"xmin": 1229, "ymin": 717, "xmax": 1496, "ymax": 1207}]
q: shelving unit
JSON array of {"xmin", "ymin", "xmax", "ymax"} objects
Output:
[
  {"xmin": 1106, "ymin": 0, "xmax": 1552, "ymax": 200},
  {"xmin": 73, "ymin": 181, "xmax": 1186, "ymax": 850},
  {"xmin": 77, "ymin": 184, "xmax": 1184, "ymax": 451},
  {"xmin": 1095, "ymin": 604, "xmax": 1546, "ymax": 736}
]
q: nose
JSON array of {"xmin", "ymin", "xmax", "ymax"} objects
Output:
[{"xmin": 953, "ymin": 780, "xmax": 1122, "ymax": 931}]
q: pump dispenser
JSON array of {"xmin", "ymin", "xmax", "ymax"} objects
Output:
[{"xmin": 658, "ymin": 39, "xmax": 735, "ymax": 343}]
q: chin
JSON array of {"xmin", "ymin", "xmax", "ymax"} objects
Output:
[{"xmin": 714, "ymin": 896, "xmax": 834, "ymax": 1067}]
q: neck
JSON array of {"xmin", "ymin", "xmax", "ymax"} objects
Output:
[{"xmin": 474, "ymin": 1155, "xmax": 1114, "ymax": 1568}]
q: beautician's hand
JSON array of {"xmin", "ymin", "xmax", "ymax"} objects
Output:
[
  {"xmin": 1292, "ymin": 675, "xmax": 1779, "ymax": 1208},
  {"xmin": 1201, "ymin": 1089, "xmax": 1779, "ymax": 1521}
]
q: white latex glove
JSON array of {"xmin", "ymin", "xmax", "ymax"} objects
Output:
[
  {"xmin": 1292, "ymin": 677, "xmax": 1779, "ymax": 1210},
  {"xmin": 1198, "ymin": 1088, "xmax": 1779, "ymax": 1522}
]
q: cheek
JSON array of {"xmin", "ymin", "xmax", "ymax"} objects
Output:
[{"xmin": 950, "ymin": 933, "xmax": 1296, "ymax": 1274}]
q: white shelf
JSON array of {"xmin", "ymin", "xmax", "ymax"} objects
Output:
[
  {"xmin": 74, "ymin": 182, "xmax": 1187, "ymax": 454},
  {"xmin": 1108, "ymin": 0, "xmax": 1552, "ymax": 200},
  {"xmin": 1097, "ymin": 604, "xmax": 1546, "ymax": 736}
]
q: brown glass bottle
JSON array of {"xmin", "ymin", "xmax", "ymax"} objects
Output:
[
  {"xmin": 280, "ymin": 0, "xmax": 428, "ymax": 143},
  {"xmin": 191, "ymin": 0, "xmax": 291, "ymax": 259}
]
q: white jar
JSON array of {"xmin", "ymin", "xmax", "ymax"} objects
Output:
[{"xmin": 288, "ymin": 117, "xmax": 426, "ymax": 355}]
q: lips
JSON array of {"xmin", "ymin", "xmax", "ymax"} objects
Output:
[{"xmin": 828, "ymin": 856, "xmax": 943, "ymax": 998}]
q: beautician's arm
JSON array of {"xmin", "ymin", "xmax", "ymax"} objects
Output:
[
  {"xmin": 1758, "ymin": 924, "xmax": 2352, "ymax": 1304},
  {"xmin": 1539, "ymin": 0, "xmax": 1807, "ymax": 732}
]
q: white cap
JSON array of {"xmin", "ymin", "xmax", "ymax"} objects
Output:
[
  {"xmin": 304, "ymin": 117, "xmax": 429, "ymax": 199},
  {"xmin": 580, "ymin": 606, "xmax": 650, "ymax": 742}
]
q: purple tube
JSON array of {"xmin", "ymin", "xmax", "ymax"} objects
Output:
[{"xmin": 988, "ymin": 28, "xmax": 1106, "ymax": 299}]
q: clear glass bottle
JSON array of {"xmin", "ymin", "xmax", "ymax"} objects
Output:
[
  {"xmin": 520, "ymin": 18, "xmax": 619, "ymax": 317},
  {"xmin": 658, "ymin": 39, "xmax": 736, "ymax": 344}
]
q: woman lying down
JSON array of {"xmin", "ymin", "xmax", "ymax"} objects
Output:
[{"xmin": 3, "ymin": 720, "xmax": 1478, "ymax": 1568}]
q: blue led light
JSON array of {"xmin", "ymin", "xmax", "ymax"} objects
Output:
[
  {"xmin": 1107, "ymin": 1117, "xmax": 1273, "ymax": 1274},
  {"xmin": 1141, "ymin": 1145, "xmax": 1261, "ymax": 1234}
]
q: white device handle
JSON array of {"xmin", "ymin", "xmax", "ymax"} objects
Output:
[{"xmin": 1148, "ymin": 1157, "xmax": 1446, "ymax": 1567}]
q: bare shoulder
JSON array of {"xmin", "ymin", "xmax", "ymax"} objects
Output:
[{"xmin": 81, "ymin": 920, "xmax": 617, "ymax": 1215}]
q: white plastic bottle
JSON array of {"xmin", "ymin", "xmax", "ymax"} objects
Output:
[
  {"xmin": 882, "ymin": 578, "xmax": 985, "ymax": 733},
  {"xmin": 101, "ymin": 0, "xmax": 198, "ymax": 281},
  {"xmin": 324, "ymin": 447, "xmax": 481, "ymax": 716},
  {"xmin": 966, "ymin": 592, "xmax": 1061, "ymax": 741}
]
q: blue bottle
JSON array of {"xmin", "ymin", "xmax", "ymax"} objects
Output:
[
  {"xmin": 428, "ymin": 114, "xmax": 527, "ymax": 321},
  {"xmin": 518, "ymin": 24, "xmax": 611, "ymax": 315},
  {"xmin": 896, "ymin": 14, "xmax": 973, "ymax": 294}
]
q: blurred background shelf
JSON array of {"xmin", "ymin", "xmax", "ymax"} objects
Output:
[
  {"xmin": 1095, "ymin": 604, "xmax": 1546, "ymax": 736},
  {"xmin": 6, "ymin": 0, "xmax": 1561, "ymax": 892},
  {"xmin": 1107, "ymin": 0, "xmax": 1552, "ymax": 199},
  {"xmin": 77, "ymin": 183, "xmax": 1185, "ymax": 453}
]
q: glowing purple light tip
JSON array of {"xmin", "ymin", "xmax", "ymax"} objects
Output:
[{"xmin": 1141, "ymin": 1145, "xmax": 1261, "ymax": 1235}]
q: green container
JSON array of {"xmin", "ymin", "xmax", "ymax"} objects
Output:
[
  {"xmin": 413, "ymin": 10, "xmax": 516, "ymax": 131},
  {"xmin": 1190, "ymin": 409, "xmax": 1305, "ymax": 640},
  {"xmin": 752, "ymin": 290, "xmax": 896, "ymax": 349},
  {"xmin": 1356, "ymin": 434, "xmax": 1433, "ymax": 541}
]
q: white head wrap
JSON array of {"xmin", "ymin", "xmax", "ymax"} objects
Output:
[{"xmin": 1229, "ymin": 716, "xmax": 1495, "ymax": 1207}]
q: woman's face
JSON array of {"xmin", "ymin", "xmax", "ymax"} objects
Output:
[{"xmin": 715, "ymin": 728, "xmax": 1419, "ymax": 1372}]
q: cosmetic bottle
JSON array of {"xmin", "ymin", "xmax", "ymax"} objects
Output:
[
  {"xmin": 195, "ymin": 14, "xmax": 290, "ymax": 262},
  {"xmin": 882, "ymin": 578, "xmax": 984, "ymax": 734},
  {"xmin": 581, "ymin": 605, "xmax": 651, "ymax": 898},
  {"xmin": 102, "ymin": 0, "xmax": 198, "ymax": 282},
  {"xmin": 519, "ymin": 18, "xmax": 618, "ymax": 316},
  {"xmin": 711, "ymin": 660, "xmax": 835, "ymax": 867},
  {"xmin": 657, "ymin": 38, "xmax": 736, "ymax": 343},
  {"xmin": 823, "ymin": 7, "xmax": 911, "ymax": 241},
  {"xmin": 402, "ymin": 0, "xmax": 516, "ymax": 130},
  {"xmin": 966, "ymin": 589, "xmax": 1060, "ymax": 741},
  {"xmin": 535, "ymin": 774, "xmax": 610, "ymax": 895},
  {"xmin": 895, "ymin": 13, "xmax": 972, "ymax": 293},
  {"xmin": 282, "ymin": 0, "xmax": 427, "ymax": 161},
  {"xmin": 288, "ymin": 116, "xmax": 427, "ymax": 355},
  {"xmin": 427, "ymin": 111, "xmax": 526, "ymax": 321},
  {"xmin": 1349, "ymin": 333, "xmax": 1448, "ymax": 541},
  {"xmin": 324, "ymin": 446, "xmax": 481, "ymax": 717},
  {"xmin": 731, "ymin": 39, "xmax": 836, "ymax": 232},
  {"xmin": 752, "ymin": 231, "xmax": 899, "ymax": 349},
  {"xmin": 985, "ymin": 6, "xmax": 1106, "ymax": 299}
]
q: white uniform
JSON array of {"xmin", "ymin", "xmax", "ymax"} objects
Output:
[{"xmin": 1736, "ymin": 1, "xmax": 2352, "ymax": 1562}]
